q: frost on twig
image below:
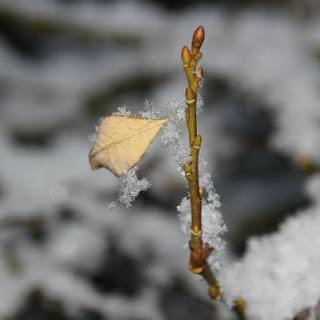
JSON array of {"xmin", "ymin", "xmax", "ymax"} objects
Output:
[
  {"xmin": 177, "ymin": 185, "xmax": 227, "ymax": 270},
  {"xmin": 139, "ymin": 95, "xmax": 227, "ymax": 269}
]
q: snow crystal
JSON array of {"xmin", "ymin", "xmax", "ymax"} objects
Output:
[
  {"xmin": 118, "ymin": 167, "xmax": 151, "ymax": 208},
  {"xmin": 197, "ymin": 93, "xmax": 204, "ymax": 113},
  {"xmin": 107, "ymin": 201, "xmax": 118, "ymax": 214},
  {"xmin": 220, "ymin": 206, "xmax": 320, "ymax": 320},
  {"xmin": 113, "ymin": 105, "xmax": 132, "ymax": 116},
  {"xmin": 88, "ymin": 118, "xmax": 103, "ymax": 144},
  {"xmin": 177, "ymin": 197, "xmax": 191, "ymax": 242},
  {"xmin": 139, "ymin": 100, "xmax": 158, "ymax": 119}
]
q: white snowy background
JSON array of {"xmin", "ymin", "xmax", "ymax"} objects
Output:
[{"xmin": 1, "ymin": 0, "xmax": 320, "ymax": 319}]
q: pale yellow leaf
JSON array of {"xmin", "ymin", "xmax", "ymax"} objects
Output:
[{"xmin": 89, "ymin": 115, "xmax": 167, "ymax": 176}]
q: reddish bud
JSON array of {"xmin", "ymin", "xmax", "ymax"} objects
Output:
[
  {"xmin": 192, "ymin": 25, "xmax": 205, "ymax": 50},
  {"xmin": 181, "ymin": 46, "xmax": 191, "ymax": 65},
  {"xmin": 188, "ymin": 244, "xmax": 213, "ymax": 274}
]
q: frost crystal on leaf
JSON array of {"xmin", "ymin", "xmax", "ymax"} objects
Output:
[
  {"xmin": 118, "ymin": 167, "xmax": 151, "ymax": 208},
  {"xmin": 88, "ymin": 118, "xmax": 103, "ymax": 144},
  {"xmin": 140, "ymin": 100, "xmax": 157, "ymax": 119},
  {"xmin": 113, "ymin": 105, "xmax": 131, "ymax": 116},
  {"xmin": 88, "ymin": 131, "xmax": 97, "ymax": 144}
]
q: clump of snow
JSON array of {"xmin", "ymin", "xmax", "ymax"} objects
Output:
[
  {"xmin": 220, "ymin": 206, "xmax": 320, "ymax": 320},
  {"xmin": 177, "ymin": 197, "xmax": 192, "ymax": 242},
  {"xmin": 177, "ymin": 195, "xmax": 227, "ymax": 269},
  {"xmin": 118, "ymin": 167, "xmax": 151, "ymax": 208},
  {"xmin": 199, "ymin": 170, "xmax": 222, "ymax": 206}
]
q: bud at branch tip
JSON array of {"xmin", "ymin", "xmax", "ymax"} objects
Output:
[{"xmin": 192, "ymin": 25, "xmax": 205, "ymax": 50}]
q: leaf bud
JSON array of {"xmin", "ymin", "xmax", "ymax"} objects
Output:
[
  {"xmin": 185, "ymin": 87, "xmax": 196, "ymax": 104},
  {"xmin": 192, "ymin": 26, "xmax": 205, "ymax": 51},
  {"xmin": 181, "ymin": 46, "xmax": 192, "ymax": 66}
]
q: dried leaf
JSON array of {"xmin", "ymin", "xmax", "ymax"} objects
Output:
[{"xmin": 89, "ymin": 115, "xmax": 167, "ymax": 176}]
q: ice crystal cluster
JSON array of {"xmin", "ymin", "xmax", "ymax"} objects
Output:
[
  {"xmin": 141, "ymin": 98, "xmax": 191, "ymax": 172},
  {"xmin": 221, "ymin": 177, "xmax": 320, "ymax": 320},
  {"xmin": 113, "ymin": 105, "xmax": 132, "ymax": 116},
  {"xmin": 118, "ymin": 167, "xmax": 151, "ymax": 208}
]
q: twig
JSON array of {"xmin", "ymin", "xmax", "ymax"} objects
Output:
[{"xmin": 181, "ymin": 25, "xmax": 248, "ymax": 320}]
